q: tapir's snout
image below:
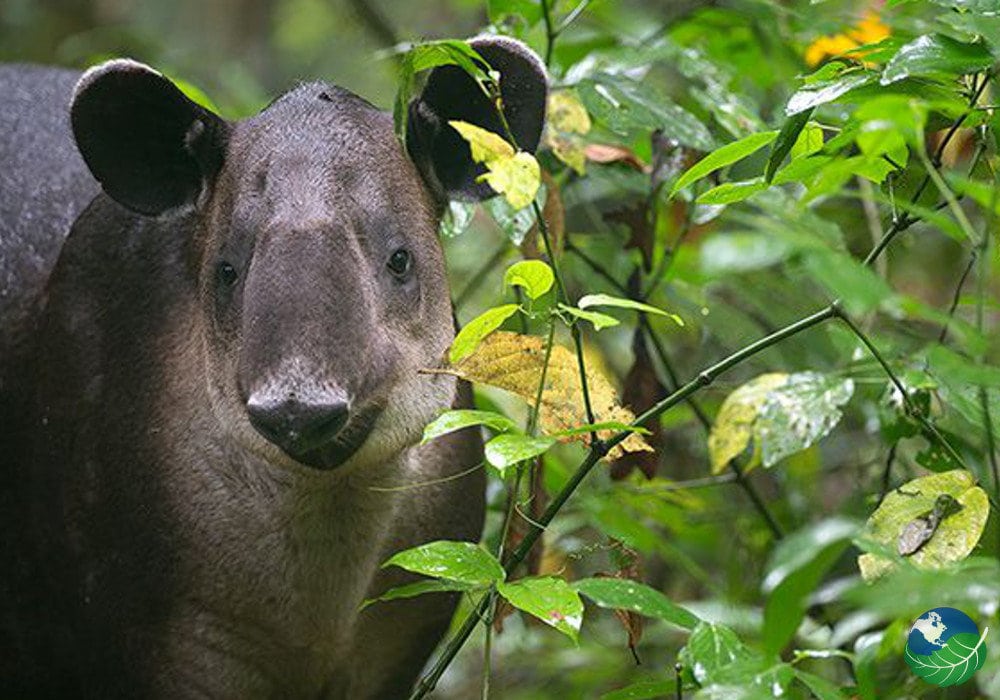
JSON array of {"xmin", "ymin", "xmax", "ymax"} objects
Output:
[{"xmin": 244, "ymin": 382, "xmax": 369, "ymax": 470}]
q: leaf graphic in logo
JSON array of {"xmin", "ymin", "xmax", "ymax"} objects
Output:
[{"xmin": 905, "ymin": 629, "xmax": 989, "ymax": 687}]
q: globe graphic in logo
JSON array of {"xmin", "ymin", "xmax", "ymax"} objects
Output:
[{"xmin": 904, "ymin": 607, "xmax": 988, "ymax": 687}]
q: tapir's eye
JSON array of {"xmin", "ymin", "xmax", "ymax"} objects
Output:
[
  {"xmin": 387, "ymin": 248, "xmax": 413, "ymax": 279},
  {"xmin": 217, "ymin": 261, "xmax": 239, "ymax": 287}
]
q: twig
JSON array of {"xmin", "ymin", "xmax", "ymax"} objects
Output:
[
  {"xmin": 346, "ymin": 0, "xmax": 400, "ymax": 54},
  {"xmin": 832, "ymin": 304, "xmax": 967, "ymax": 470},
  {"xmin": 565, "ymin": 241, "xmax": 629, "ymax": 295},
  {"xmin": 455, "ymin": 243, "xmax": 510, "ymax": 311},
  {"xmin": 937, "ymin": 253, "xmax": 977, "ymax": 345},
  {"xmin": 879, "ymin": 443, "xmax": 897, "ymax": 504},
  {"xmin": 540, "ymin": 0, "xmax": 556, "ymax": 67}
]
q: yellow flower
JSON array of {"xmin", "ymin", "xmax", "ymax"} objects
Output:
[{"xmin": 804, "ymin": 11, "xmax": 890, "ymax": 67}]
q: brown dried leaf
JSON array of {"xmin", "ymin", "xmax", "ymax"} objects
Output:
[
  {"xmin": 443, "ymin": 331, "xmax": 652, "ymax": 460},
  {"xmin": 612, "ymin": 325, "xmax": 667, "ymax": 480},
  {"xmin": 606, "ymin": 204, "xmax": 654, "ymax": 273},
  {"xmin": 585, "ymin": 143, "xmax": 648, "ymax": 171},
  {"xmin": 598, "ymin": 542, "xmax": 645, "ymax": 661}
]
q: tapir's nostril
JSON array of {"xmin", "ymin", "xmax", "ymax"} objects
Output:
[{"xmin": 246, "ymin": 389, "xmax": 350, "ymax": 458}]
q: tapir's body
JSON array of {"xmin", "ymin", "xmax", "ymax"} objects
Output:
[{"xmin": 0, "ymin": 41, "xmax": 546, "ymax": 698}]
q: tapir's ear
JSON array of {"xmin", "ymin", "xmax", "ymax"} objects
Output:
[
  {"xmin": 406, "ymin": 36, "xmax": 548, "ymax": 201},
  {"xmin": 71, "ymin": 59, "xmax": 229, "ymax": 216}
]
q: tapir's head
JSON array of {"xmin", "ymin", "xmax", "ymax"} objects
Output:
[{"xmin": 69, "ymin": 38, "xmax": 547, "ymax": 472}]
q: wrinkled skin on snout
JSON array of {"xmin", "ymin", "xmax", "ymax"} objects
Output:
[{"xmin": 0, "ymin": 38, "xmax": 546, "ymax": 698}]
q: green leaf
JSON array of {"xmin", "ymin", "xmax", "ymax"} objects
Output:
[
  {"xmin": 905, "ymin": 629, "xmax": 988, "ymax": 687},
  {"xmin": 785, "ymin": 71, "xmax": 876, "ymax": 115},
  {"xmin": 790, "ymin": 122, "xmax": 825, "ymax": 160},
  {"xmin": 679, "ymin": 622, "xmax": 757, "ymax": 685},
  {"xmin": 700, "ymin": 232, "xmax": 792, "ymax": 275},
  {"xmin": 765, "ymin": 108, "xmax": 813, "ymax": 183},
  {"xmin": 439, "ymin": 200, "xmax": 477, "ymax": 238},
  {"xmin": 882, "ymin": 34, "xmax": 994, "ymax": 85},
  {"xmin": 394, "ymin": 40, "xmax": 491, "ymax": 139},
  {"xmin": 484, "ymin": 434, "xmax": 556, "ymax": 472},
  {"xmin": 696, "ymin": 178, "xmax": 768, "ymax": 205},
  {"xmin": 497, "ymin": 576, "xmax": 584, "ymax": 642},
  {"xmin": 755, "ymin": 371, "xmax": 855, "ymax": 468},
  {"xmin": 762, "ymin": 518, "xmax": 858, "ymax": 654},
  {"xmin": 927, "ymin": 345, "xmax": 1000, "ymax": 388},
  {"xmin": 360, "ymin": 579, "xmax": 473, "ymax": 610},
  {"xmin": 558, "ymin": 304, "xmax": 621, "ymax": 330},
  {"xmin": 671, "ymin": 131, "xmax": 779, "ymax": 196},
  {"xmin": 574, "ymin": 577, "xmax": 700, "ymax": 629},
  {"xmin": 600, "ymin": 681, "xmax": 676, "ymax": 700},
  {"xmin": 577, "ymin": 293, "xmax": 684, "ymax": 326},
  {"xmin": 483, "ymin": 189, "xmax": 540, "ymax": 245},
  {"xmin": 793, "ymin": 670, "xmax": 845, "ymax": 700},
  {"xmin": 383, "ymin": 540, "xmax": 505, "ymax": 585},
  {"xmin": 504, "ymin": 260, "xmax": 554, "ymax": 300},
  {"xmin": 857, "ymin": 470, "xmax": 990, "ymax": 581},
  {"xmin": 487, "ymin": 0, "xmax": 543, "ymax": 25},
  {"xmin": 449, "ymin": 304, "xmax": 520, "ymax": 364},
  {"xmin": 422, "ymin": 409, "xmax": 517, "ymax": 444},
  {"xmin": 577, "ymin": 76, "xmax": 715, "ymax": 151}
]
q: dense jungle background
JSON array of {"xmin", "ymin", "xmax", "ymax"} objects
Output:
[{"xmin": 4, "ymin": 0, "xmax": 1000, "ymax": 697}]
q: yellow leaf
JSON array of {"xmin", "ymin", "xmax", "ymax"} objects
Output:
[
  {"xmin": 441, "ymin": 331, "xmax": 652, "ymax": 460},
  {"xmin": 449, "ymin": 120, "xmax": 515, "ymax": 162},
  {"xmin": 547, "ymin": 133, "xmax": 587, "ymax": 175},
  {"xmin": 548, "ymin": 90, "xmax": 591, "ymax": 135},
  {"xmin": 707, "ymin": 373, "xmax": 789, "ymax": 474},
  {"xmin": 479, "ymin": 151, "xmax": 541, "ymax": 210},
  {"xmin": 450, "ymin": 120, "xmax": 541, "ymax": 210}
]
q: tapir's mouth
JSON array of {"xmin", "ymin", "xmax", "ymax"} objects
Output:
[{"xmin": 285, "ymin": 404, "xmax": 383, "ymax": 471}]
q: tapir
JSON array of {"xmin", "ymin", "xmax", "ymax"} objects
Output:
[{"xmin": 0, "ymin": 37, "xmax": 546, "ymax": 698}]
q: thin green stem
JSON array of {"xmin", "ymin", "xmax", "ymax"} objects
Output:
[
  {"xmin": 540, "ymin": 0, "xmax": 556, "ymax": 67},
  {"xmin": 534, "ymin": 200, "xmax": 599, "ymax": 436},
  {"xmin": 455, "ymin": 243, "xmax": 509, "ymax": 311},
  {"xmin": 642, "ymin": 317, "xmax": 783, "ymax": 538},
  {"xmin": 831, "ymin": 305, "xmax": 967, "ymax": 470}
]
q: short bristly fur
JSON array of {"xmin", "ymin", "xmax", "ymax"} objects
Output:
[{"xmin": 0, "ymin": 38, "xmax": 546, "ymax": 698}]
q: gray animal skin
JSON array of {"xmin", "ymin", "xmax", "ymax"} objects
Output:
[{"xmin": 0, "ymin": 37, "xmax": 546, "ymax": 698}]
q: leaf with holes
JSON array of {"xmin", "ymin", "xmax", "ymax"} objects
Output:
[{"xmin": 755, "ymin": 372, "xmax": 855, "ymax": 468}]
